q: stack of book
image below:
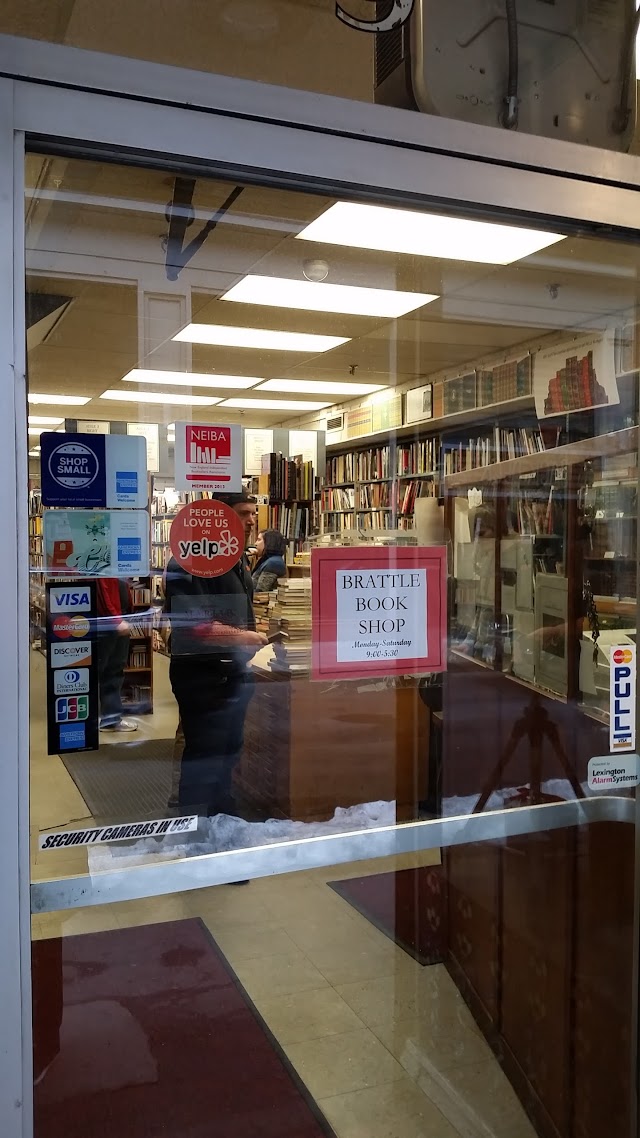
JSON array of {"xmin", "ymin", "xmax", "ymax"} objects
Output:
[
  {"xmin": 269, "ymin": 579, "xmax": 312, "ymax": 673},
  {"xmin": 252, "ymin": 591, "xmax": 273, "ymax": 635}
]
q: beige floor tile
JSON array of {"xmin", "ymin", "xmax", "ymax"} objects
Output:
[
  {"xmin": 115, "ymin": 893, "xmax": 194, "ymax": 928},
  {"xmin": 283, "ymin": 911, "xmax": 379, "ymax": 955},
  {"xmin": 252, "ymin": 986, "xmax": 366, "ymax": 1045},
  {"xmin": 372, "ymin": 1012, "xmax": 492, "ymax": 1077},
  {"xmin": 208, "ymin": 920, "xmax": 299, "ymax": 963},
  {"xmin": 411, "ymin": 1058, "xmax": 537, "ymax": 1138},
  {"xmin": 309, "ymin": 941, "xmax": 417, "ymax": 987},
  {"xmin": 336, "ymin": 965, "xmax": 445, "ymax": 1029},
  {"xmin": 186, "ymin": 885, "xmax": 272, "ymax": 929},
  {"xmin": 232, "ymin": 950, "xmax": 329, "ymax": 1001},
  {"xmin": 318, "ymin": 1075, "xmax": 460, "ymax": 1138},
  {"xmin": 38, "ymin": 906, "xmax": 122, "ymax": 939},
  {"xmin": 285, "ymin": 1027, "xmax": 405, "ymax": 1099}
]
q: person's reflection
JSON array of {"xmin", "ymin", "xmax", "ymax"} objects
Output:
[{"xmin": 165, "ymin": 490, "xmax": 267, "ymax": 820}]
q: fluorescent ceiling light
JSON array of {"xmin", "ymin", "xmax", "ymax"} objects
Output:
[
  {"xmin": 28, "ymin": 450, "xmax": 40, "ymax": 457},
  {"xmin": 173, "ymin": 324, "xmax": 349, "ymax": 353},
  {"xmin": 296, "ymin": 202, "xmax": 565, "ymax": 265},
  {"xmin": 221, "ymin": 275, "xmax": 438, "ymax": 318},
  {"xmin": 257, "ymin": 379, "xmax": 386, "ymax": 396},
  {"xmin": 28, "ymin": 427, "xmax": 46, "ymax": 436},
  {"xmin": 122, "ymin": 369, "xmax": 261, "ymax": 389},
  {"xmin": 100, "ymin": 389, "xmax": 222, "ymax": 406},
  {"xmin": 28, "ymin": 393, "xmax": 91, "ymax": 406},
  {"xmin": 28, "ymin": 415, "xmax": 64, "ymax": 425},
  {"xmin": 220, "ymin": 398, "xmax": 332, "ymax": 411}
]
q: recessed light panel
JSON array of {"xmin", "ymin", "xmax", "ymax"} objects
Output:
[
  {"xmin": 173, "ymin": 324, "xmax": 349, "ymax": 352},
  {"xmin": 28, "ymin": 394, "xmax": 91, "ymax": 406},
  {"xmin": 122, "ymin": 369, "xmax": 261, "ymax": 389},
  {"xmin": 100, "ymin": 390, "xmax": 222, "ymax": 406},
  {"xmin": 28, "ymin": 416, "xmax": 64, "ymax": 425},
  {"xmin": 221, "ymin": 275, "xmax": 438, "ymax": 318},
  {"xmin": 296, "ymin": 202, "xmax": 565, "ymax": 265},
  {"xmin": 220, "ymin": 398, "xmax": 332, "ymax": 410},
  {"xmin": 257, "ymin": 379, "xmax": 385, "ymax": 396}
]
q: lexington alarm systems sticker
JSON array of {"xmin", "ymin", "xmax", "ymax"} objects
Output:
[
  {"xmin": 588, "ymin": 754, "xmax": 640, "ymax": 791},
  {"xmin": 174, "ymin": 422, "xmax": 242, "ymax": 493},
  {"xmin": 169, "ymin": 500, "xmax": 245, "ymax": 578}
]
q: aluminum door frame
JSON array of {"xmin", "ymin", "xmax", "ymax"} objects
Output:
[{"xmin": 2, "ymin": 40, "xmax": 640, "ymax": 1136}]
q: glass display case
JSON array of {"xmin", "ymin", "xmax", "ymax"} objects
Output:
[{"xmin": 447, "ymin": 427, "xmax": 638, "ymax": 722}]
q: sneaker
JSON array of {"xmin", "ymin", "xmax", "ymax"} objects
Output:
[{"xmin": 100, "ymin": 718, "xmax": 138, "ymax": 732}]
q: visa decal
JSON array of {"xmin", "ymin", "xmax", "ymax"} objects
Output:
[
  {"xmin": 49, "ymin": 586, "xmax": 92, "ymax": 613},
  {"xmin": 609, "ymin": 644, "xmax": 636, "ymax": 753}
]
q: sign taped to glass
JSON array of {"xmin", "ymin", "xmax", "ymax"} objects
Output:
[{"xmin": 311, "ymin": 545, "xmax": 447, "ymax": 682}]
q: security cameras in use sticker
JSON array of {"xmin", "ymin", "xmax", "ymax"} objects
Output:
[{"xmin": 588, "ymin": 754, "xmax": 640, "ymax": 791}]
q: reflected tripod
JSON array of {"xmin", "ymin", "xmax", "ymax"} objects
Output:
[{"xmin": 474, "ymin": 693, "xmax": 584, "ymax": 813}]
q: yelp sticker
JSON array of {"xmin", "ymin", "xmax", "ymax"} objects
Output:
[{"xmin": 169, "ymin": 500, "xmax": 244, "ymax": 578}]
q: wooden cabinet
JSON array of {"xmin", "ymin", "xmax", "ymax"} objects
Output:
[
  {"xmin": 236, "ymin": 666, "xmax": 428, "ymax": 822},
  {"xmin": 443, "ymin": 659, "xmax": 634, "ymax": 1138}
]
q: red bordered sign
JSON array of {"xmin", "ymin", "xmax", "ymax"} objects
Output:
[
  {"xmin": 169, "ymin": 500, "xmax": 245, "ymax": 578},
  {"xmin": 311, "ymin": 545, "xmax": 447, "ymax": 682}
]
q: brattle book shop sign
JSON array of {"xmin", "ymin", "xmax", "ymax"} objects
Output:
[{"xmin": 311, "ymin": 545, "xmax": 446, "ymax": 682}]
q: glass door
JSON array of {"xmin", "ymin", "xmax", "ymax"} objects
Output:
[{"xmin": 22, "ymin": 143, "xmax": 640, "ymax": 1138}]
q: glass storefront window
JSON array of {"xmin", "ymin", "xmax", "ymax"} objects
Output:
[{"xmin": 25, "ymin": 150, "xmax": 640, "ymax": 1138}]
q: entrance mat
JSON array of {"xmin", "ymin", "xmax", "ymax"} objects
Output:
[
  {"xmin": 329, "ymin": 865, "xmax": 445, "ymax": 966},
  {"xmin": 33, "ymin": 918, "xmax": 337, "ymax": 1138},
  {"xmin": 59, "ymin": 738, "xmax": 175, "ymax": 824}
]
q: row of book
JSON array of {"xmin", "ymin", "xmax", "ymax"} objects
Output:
[
  {"xmin": 261, "ymin": 453, "xmax": 315, "ymax": 501},
  {"xmin": 128, "ymin": 644, "xmax": 150, "ymax": 668},
  {"xmin": 398, "ymin": 479, "xmax": 436, "ymax": 517},
  {"xmin": 321, "ymin": 487, "xmax": 355, "ymax": 511},
  {"xmin": 267, "ymin": 502, "xmax": 312, "ymax": 541},
  {"xmin": 443, "ymin": 426, "xmax": 545, "ymax": 474},
  {"xmin": 152, "ymin": 518, "xmax": 173, "ymax": 544},
  {"xmin": 356, "ymin": 510, "xmax": 396, "ymax": 530},
  {"xmin": 396, "ymin": 440, "xmax": 437, "ymax": 476},
  {"xmin": 128, "ymin": 617, "xmax": 151, "ymax": 639},
  {"xmin": 326, "ymin": 447, "xmax": 391, "ymax": 484},
  {"xmin": 358, "ymin": 483, "xmax": 393, "ymax": 509}
]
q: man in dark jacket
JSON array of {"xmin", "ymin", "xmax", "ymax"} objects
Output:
[{"xmin": 164, "ymin": 490, "xmax": 266, "ymax": 818}]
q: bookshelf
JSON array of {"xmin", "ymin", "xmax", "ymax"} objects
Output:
[
  {"xmin": 258, "ymin": 452, "xmax": 317, "ymax": 564},
  {"xmin": 123, "ymin": 579, "xmax": 153, "ymax": 714}
]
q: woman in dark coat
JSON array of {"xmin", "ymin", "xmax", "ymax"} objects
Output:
[{"xmin": 251, "ymin": 529, "xmax": 287, "ymax": 591}]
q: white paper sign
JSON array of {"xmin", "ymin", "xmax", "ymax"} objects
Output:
[
  {"xmin": 77, "ymin": 420, "xmax": 110, "ymax": 435},
  {"xmin": 43, "ymin": 509, "xmax": 150, "ymax": 577},
  {"xmin": 588, "ymin": 754, "xmax": 640, "ymax": 791},
  {"xmin": 289, "ymin": 430, "xmax": 317, "ymax": 467},
  {"xmin": 175, "ymin": 422, "xmax": 242, "ymax": 492},
  {"xmin": 609, "ymin": 643, "xmax": 636, "ymax": 752},
  {"xmin": 127, "ymin": 422, "xmax": 159, "ymax": 472},
  {"xmin": 244, "ymin": 428, "xmax": 274, "ymax": 476},
  {"xmin": 335, "ymin": 568, "xmax": 427, "ymax": 663}
]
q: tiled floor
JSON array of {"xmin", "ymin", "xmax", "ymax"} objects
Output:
[{"xmin": 29, "ymin": 648, "xmax": 536, "ymax": 1138}]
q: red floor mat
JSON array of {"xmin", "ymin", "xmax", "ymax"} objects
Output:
[
  {"xmin": 329, "ymin": 865, "xmax": 445, "ymax": 965},
  {"xmin": 32, "ymin": 918, "xmax": 336, "ymax": 1138}
]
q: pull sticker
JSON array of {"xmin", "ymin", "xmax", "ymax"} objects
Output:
[{"xmin": 609, "ymin": 644, "xmax": 636, "ymax": 753}]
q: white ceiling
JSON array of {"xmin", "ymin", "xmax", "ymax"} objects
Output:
[{"xmin": 24, "ymin": 154, "xmax": 640, "ymax": 432}]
